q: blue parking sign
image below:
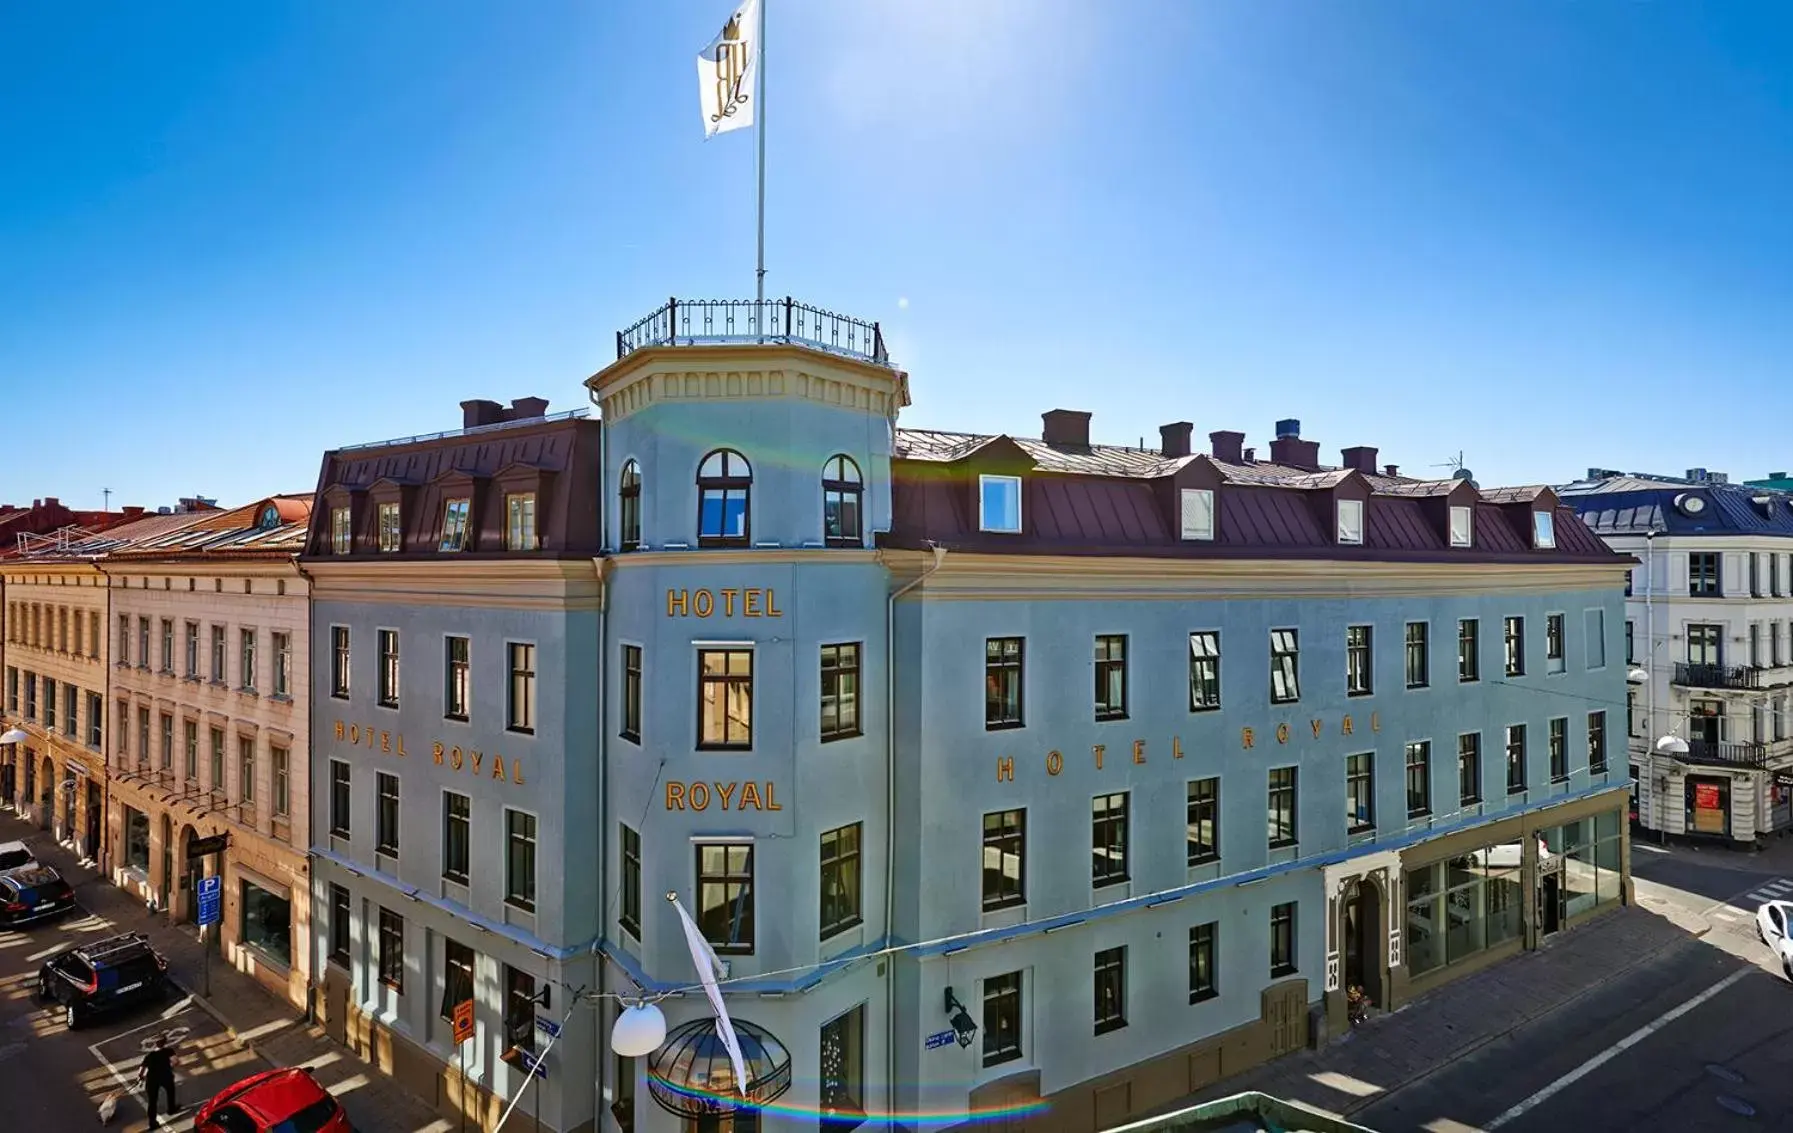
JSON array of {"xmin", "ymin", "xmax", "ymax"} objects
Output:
[{"xmin": 196, "ymin": 875, "xmax": 222, "ymax": 927}]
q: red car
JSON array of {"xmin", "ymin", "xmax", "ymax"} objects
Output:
[{"xmin": 193, "ymin": 1067, "xmax": 354, "ymax": 1133}]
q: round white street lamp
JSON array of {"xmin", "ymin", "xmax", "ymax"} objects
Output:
[
  {"xmin": 0, "ymin": 728, "xmax": 27, "ymax": 745},
  {"xmin": 1626, "ymin": 667, "xmax": 1649, "ymax": 685},
  {"xmin": 1654, "ymin": 734, "xmax": 1689, "ymax": 756},
  {"xmin": 611, "ymin": 1001, "xmax": 668, "ymax": 1059}
]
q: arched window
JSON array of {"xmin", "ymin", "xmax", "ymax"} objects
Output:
[
  {"xmin": 822, "ymin": 455, "xmax": 863, "ymax": 546},
  {"xmin": 619, "ymin": 460, "xmax": 642, "ymax": 551},
  {"xmin": 696, "ymin": 449, "xmax": 752, "ymax": 547}
]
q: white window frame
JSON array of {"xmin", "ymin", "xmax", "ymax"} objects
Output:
[
  {"xmin": 977, "ymin": 475, "xmax": 1023, "ymax": 535},
  {"xmin": 1533, "ymin": 509, "xmax": 1556, "ymax": 549},
  {"xmin": 1336, "ymin": 498, "xmax": 1364, "ymax": 545},
  {"xmin": 1449, "ymin": 505, "xmax": 1474, "ymax": 548},
  {"xmin": 376, "ymin": 627, "xmax": 400, "ymax": 711},
  {"xmin": 506, "ymin": 639, "xmax": 538, "ymax": 735},
  {"xmin": 1179, "ymin": 488, "xmax": 1215, "ymax": 541}
]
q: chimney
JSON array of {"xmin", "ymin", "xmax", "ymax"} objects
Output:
[
  {"xmin": 1384, "ymin": 464, "xmax": 1399, "ymax": 477},
  {"xmin": 1209, "ymin": 430, "xmax": 1245, "ymax": 463},
  {"xmin": 122, "ymin": 506, "xmax": 145, "ymax": 519},
  {"xmin": 1267, "ymin": 419, "xmax": 1322, "ymax": 469},
  {"xmin": 1041, "ymin": 409, "xmax": 1092, "ymax": 448},
  {"xmin": 1243, "ymin": 446, "xmax": 1256, "ymax": 462},
  {"xmin": 1772, "ymin": 472, "xmax": 1788, "ymax": 481},
  {"xmin": 461, "ymin": 399, "xmax": 504, "ymax": 428},
  {"xmin": 1159, "ymin": 422, "xmax": 1194, "ymax": 459},
  {"xmin": 43, "ymin": 497, "xmax": 60, "ymax": 508},
  {"xmin": 507, "ymin": 396, "xmax": 550, "ymax": 421},
  {"xmin": 1340, "ymin": 446, "xmax": 1380, "ymax": 476}
]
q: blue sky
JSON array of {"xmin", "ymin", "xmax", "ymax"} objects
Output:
[{"xmin": 2, "ymin": 0, "xmax": 1789, "ymax": 510}]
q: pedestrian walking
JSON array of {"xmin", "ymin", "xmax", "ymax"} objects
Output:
[{"xmin": 137, "ymin": 1033, "xmax": 179, "ymax": 1128}]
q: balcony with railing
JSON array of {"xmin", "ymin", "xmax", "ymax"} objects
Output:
[
  {"xmin": 616, "ymin": 297, "xmax": 889, "ymax": 366},
  {"xmin": 1681, "ymin": 740, "xmax": 1770, "ymax": 769},
  {"xmin": 1673, "ymin": 662, "xmax": 1763, "ymax": 691}
]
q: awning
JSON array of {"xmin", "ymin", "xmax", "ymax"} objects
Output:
[{"xmin": 646, "ymin": 1016, "xmax": 792, "ymax": 1118}]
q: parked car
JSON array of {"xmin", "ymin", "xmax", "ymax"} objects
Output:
[
  {"xmin": 1758, "ymin": 899, "xmax": 1793, "ymax": 981},
  {"xmin": 0, "ymin": 840, "xmax": 35, "ymax": 872},
  {"xmin": 194, "ymin": 1068, "xmax": 354, "ymax": 1133},
  {"xmin": 0, "ymin": 863, "xmax": 76, "ymax": 927},
  {"xmin": 35, "ymin": 932, "xmax": 169, "ymax": 1029}
]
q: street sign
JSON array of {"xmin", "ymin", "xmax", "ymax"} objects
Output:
[
  {"xmin": 517, "ymin": 1049, "xmax": 547, "ymax": 1080},
  {"xmin": 452, "ymin": 999, "xmax": 476, "ymax": 1045},
  {"xmin": 924, "ymin": 1030, "xmax": 956, "ymax": 1051},
  {"xmin": 196, "ymin": 876, "xmax": 222, "ymax": 927},
  {"xmin": 186, "ymin": 833, "xmax": 230, "ymax": 861},
  {"xmin": 535, "ymin": 1015, "xmax": 562, "ymax": 1040}
]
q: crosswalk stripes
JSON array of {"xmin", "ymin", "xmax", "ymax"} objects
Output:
[{"xmin": 1745, "ymin": 877, "xmax": 1793, "ymax": 905}]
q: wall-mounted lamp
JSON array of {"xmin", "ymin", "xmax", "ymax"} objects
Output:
[{"xmin": 943, "ymin": 987, "xmax": 978, "ymax": 1049}]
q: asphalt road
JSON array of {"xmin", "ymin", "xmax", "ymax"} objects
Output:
[
  {"xmin": 1355, "ymin": 841, "xmax": 1793, "ymax": 1133},
  {"xmin": 0, "ymin": 877, "xmax": 263, "ymax": 1132}
]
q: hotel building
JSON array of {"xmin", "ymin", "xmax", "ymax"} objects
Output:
[
  {"xmin": 98, "ymin": 496, "xmax": 316, "ymax": 1008},
  {"xmin": 588, "ymin": 299, "xmax": 1634, "ymax": 1133},
  {"xmin": 1562, "ymin": 468, "xmax": 1793, "ymax": 844},
  {"xmin": 301, "ymin": 397, "xmax": 605, "ymax": 1132}
]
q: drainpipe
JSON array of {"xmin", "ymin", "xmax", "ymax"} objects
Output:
[
  {"xmin": 884, "ymin": 543, "xmax": 945, "ymax": 1121},
  {"xmin": 593, "ymin": 553, "xmax": 611, "ymax": 1133}
]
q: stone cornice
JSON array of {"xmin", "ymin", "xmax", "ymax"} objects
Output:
[
  {"xmin": 303, "ymin": 557, "xmax": 603, "ymax": 610},
  {"xmin": 588, "ymin": 343, "xmax": 909, "ymax": 425}
]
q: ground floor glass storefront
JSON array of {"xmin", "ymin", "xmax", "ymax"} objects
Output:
[
  {"xmin": 123, "ymin": 807, "xmax": 151, "ymax": 872},
  {"xmin": 1543, "ymin": 811, "xmax": 1623, "ymax": 917},
  {"xmin": 239, "ymin": 878, "xmax": 292, "ymax": 968},
  {"xmin": 1405, "ymin": 838, "xmax": 1525, "ymax": 977}
]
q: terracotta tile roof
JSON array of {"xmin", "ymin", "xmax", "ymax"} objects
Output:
[{"xmin": 109, "ymin": 496, "xmax": 312, "ymax": 559}]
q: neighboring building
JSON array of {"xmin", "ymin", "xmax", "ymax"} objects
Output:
[
  {"xmin": 1744, "ymin": 472, "xmax": 1793, "ymax": 493},
  {"xmin": 1563, "ymin": 468, "xmax": 1793, "ymax": 844},
  {"xmin": 585, "ymin": 299, "xmax": 1634, "ymax": 1133},
  {"xmin": 0, "ymin": 497, "xmax": 142, "ymax": 550},
  {"xmin": 98, "ymin": 496, "xmax": 315, "ymax": 1009},
  {"xmin": 301, "ymin": 397, "xmax": 604, "ymax": 1133},
  {"xmin": 1, "ymin": 508, "xmax": 216, "ymax": 859}
]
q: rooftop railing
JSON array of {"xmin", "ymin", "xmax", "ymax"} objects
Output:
[
  {"xmin": 616, "ymin": 297, "xmax": 889, "ymax": 366},
  {"xmin": 336, "ymin": 408, "xmax": 590, "ymax": 453}
]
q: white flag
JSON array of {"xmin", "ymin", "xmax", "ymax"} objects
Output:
[
  {"xmin": 697, "ymin": 0, "xmax": 759, "ymax": 139},
  {"xmin": 672, "ymin": 896, "xmax": 752, "ymax": 1098}
]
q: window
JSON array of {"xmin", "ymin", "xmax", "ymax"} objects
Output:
[
  {"xmin": 1687, "ymin": 623, "xmax": 1723, "ymax": 666},
  {"xmin": 618, "ymin": 459, "xmax": 642, "ymax": 551},
  {"xmin": 981, "ymin": 972, "xmax": 1023, "ymax": 1067},
  {"xmin": 239, "ymin": 736, "xmax": 256, "ymax": 805},
  {"xmin": 503, "ymin": 966, "xmax": 540, "ymax": 1054},
  {"xmin": 1093, "ymin": 946, "xmax": 1127, "ymax": 1034},
  {"xmin": 331, "ymin": 506, "xmax": 352, "ymax": 554},
  {"xmin": 42, "ymin": 678, "xmax": 57, "ymax": 731},
  {"xmin": 1689, "ymin": 551, "xmax": 1721, "ymax": 596},
  {"xmin": 819, "ymin": 1005, "xmax": 866, "ymax": 1126},
  {"xmin": 1449, "ymin": 505, "xmax": 1473, "ymax": 548},
  {"xmin": 1346, "ymin": 625, "xmax": 1373, "ymax": 696},
  {"xmin": 1549, "ymin": 717, "xmax": 1569, "ymax": 782},
  {"xmin": 377, "ymin": 907, "xmax": 404, "ymax": 991},
  {"xmin": 88, "ymin": 692, "xmax": 104, "ymax": 749},
  {"xmin": 981, "ymin": 808, "xmax": 1026, "ymax": 910},
  {"xmin": 1186, "ymin": 778, "xmax": 1219, "ymax": 865},
  {"xmin": 978, "ymin": 474, "xmax": 1022, "ymax": 534},
  {"xmin": 1506, "ymin": 724, "xmax": 1528, "ymax": 793},
  {"xmin": 376, "ymin": 773, "xmax": 399, "ymax": 856},
  {"xmin": 22, "ymin": 675, "xmax": 34, "ymax": 721},
  {"xmin": 184, "ymin": 720, "xmax": 199, "ymax": 781},
  {"xmin": 1268, "ymin": 767, "xmax": 1298, "ymax": 848},
  {"xmin": 272, "ymin": 746, "xmax": 290, "ymax": 817},
  {"xmin": 329, "ymin": 760, "xmax": 351, "ymax": 838},
  {"xmin": 1094, "ymin": 634, "xmax": 1128, "ymax": 720},
  {"xmin": 1533, "ymin": 510, "xmax": 1555, "ymax": 549},
  {"xmin": 440, "ymin": 498, "xmax": 472, "ymax": 551},
  {"xmin": 137, "ymin": 616, "xmax": 150, "ymax": 668},
  {"xmin": 272, "ymin": 632, "xmax": 291, "ymax": 697},
  {"xmin": 209, "ymin": 727, "xmax": 225, "ymax": 790},
  {"xmin": 210, "ymin": 625, "xmax": 227, "ymax": 683},
  {"xmin": 1504, "ymin": 616, "xmax": 1525, "ymax": 677},
  {"xmin": 1751, "ymin": 552, "xmax": 1763, "ymax": 596},
  {"xmin": 820, "ymin": 822, "xmax": 863, "ymax": 939},
  {"xmin": 439, "ymin": 939, "xmax": 475, "ymax": 1023},
  {"xmin": 1270, "ymin": 628, "xmax": 1300, "ymax": 703},
  {"xmin": 4, "ymin": 667, "xmax": 14, "ymax": 714},
  {"xmin": 505, "ymin": 492, "xmax": 538, "ymax": 551},
  {"xmin": 1189, "ymin": 922, "xmax": 1219, "ymax": 1003},
  {"xmin": 1626, "ymin": 621, "xmax": 1635, "ymax": 665},
  {"xmin": 160, "ymin": 618, "xmax": 174, "ymax": 671},
  {"xmin": 135, "ymin": 704, "xmax": 148, "ymax": 764},
  {"xmin": 508, "ymin": 642, "xmax": 537, "ymax": 733},
  {"xmin": 822, "ymin": 455, "xmax": 863, "ymax": 545},
  {"xmin": 1588, "ymin": 711, "xmax": 1607, "ymax": 773},
  {"xmin": 695, "ymin": 842, "xmax": 754, "ymax": 953},
  {"xmin": 1180, "ymin": 488, "xmax": 1215, "ymax": 540},
  {"xmin": 239, "ymin": 880, "xmax": 294, "ymax": 967},
  {"xmin": 377, "ymin": 629, "xmax": 399, "ymax": 708},
  {"xmin": 185, "ymin": 622, "xmax": 199, "ymax": 678},
  {"xmin": 1091, "ymin": 792, "xmax": 1129, "ymax": 887},
  {"xmin": 820, "ymin": 643, "xmax": 861, "ymax": 741},
  {"xmin": 1775, "ymin": 554, "xmax": 1784, "ymax": 598},
  {"xmin": 239, "ymin": 628, "xmax": 257, "ymax": 691},
  {"xmin": 1545, "ymin": 613, "xmax": 1565, "ymax": 674},
  {"xmin": 1189, "ymin": 630, "xmax": 1221, "ymax": 710},
  {"xmin": 1336, "ymin": 498, "xmax": 1364, "ymax": 544},
  {"xmin": 442, "ymin": 792, "xmax": 470, "ymax": 884},
  {"xmin": 697, "ymin": 449, "xmax": 752, "ymax": 546},
  {"xmin": 984, "ymin": 637, "xmax": 1024, "ymax": 729},
  {"xmin": 1270, "ymin": 902, "xmax": 1297, "ymax": 976},
  {"xmin": 620, "ymin": 824, "xmax": 642, "ymax": 939},
  {"xmin": 1345, "ymin": 754, "xmax": 1374, "ymax": 833},
  {"xmin": 697, "ymin": 647, "xmax": 752, "ymax": 749},
  {"xmin": 1406, "ymin": 741, "xmax": 1431, "ymax": 818},
  {"xmin": 376, "ymin": 501, "xmax": 402, "ymax": 552},
  {"xmin": 506, "ymin": 809, "xmax": 537, "ymax": 912},
  {"xmin": 1405, "ymin": 622, "xmax": 1429, "ymax": 689},
  {"xmin": 620, "ymin": 644, "xmax": 642, "ymax": 742},
  {"xmin": 328, "ymin": 884, "xmax": 352, "ymax": 968},
  {"xmin": 444, "ymin": 636, "xmax": 470, "ymax": 721},
  {"xmin": 1459, "ymin": 619, "xmax": 1480, "ymax": 682}
]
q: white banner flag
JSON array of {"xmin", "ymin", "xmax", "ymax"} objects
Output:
[
  {"xmin": 671, "ymin": 896, "xmax": 752, "ymax": 1097},
  {"xmin": 697, "ymin": 0, "xmax": 759, "ymax": 139}
]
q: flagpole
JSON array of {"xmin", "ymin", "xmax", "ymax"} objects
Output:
[{"xmin": 754, "ymin": 0, "xmax": 767, "ymax": 319}]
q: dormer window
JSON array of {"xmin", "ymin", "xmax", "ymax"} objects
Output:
[
  {"xmin": 258, "ymin": 505, "xmax": 281, "ymax": 531},
  {"xmin": 1337, "ymin": 499, "xmax": 1364, "ymax": 545},
  {"xmin": 330, "ymin": 507, "xmax": 352, "ymax": 555},
  {"xmin": 979, "ymin": 475, "xmax": 1022, "ymax": 534},
  {"xmin": 377, "ymin": 502, "xmax": 402, "ymax": 553},
  {"xmin": 1180, "ymin": 489, "xmax": 1215, "ymax": 541},
  {"xmin": 1533, "ymin": 510, "xmax": 1555, "ymax": 549},
  {"xmin": 506, "ymin": 492, "xmax": 538, "ymax": 551},
  {"xmin": 697, "ymin": 449, "xmax": 752, "ymax": 547},
  {"xmin": 822, "ymin": 455, "xmax": 863, "ymax": 546},
  {"xmin": 619, "ymin": 460, "xmax": 642, "ymax": 551},
  {"xmin": 1449, "ymin": 505, "xmax": 1473, "ymax": 548},
  {"xmin": 440, "ymin": 498, "xmax": 472, "ymax": 552}
]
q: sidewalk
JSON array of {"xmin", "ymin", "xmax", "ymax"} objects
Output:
[{"xmin": 8, "ymin": 817, "xmax": 450, "ymax": 1133}]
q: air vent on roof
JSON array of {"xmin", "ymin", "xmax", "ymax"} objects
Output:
[
  {"xmin": 1753, "ymin": 496, "xmax": 1777, "ymax": 519},
  {"xmin": 1673, "ymin": 493, "xmax": 1707, "ymax": 518},
  {"xmin": 1771, "ymin": 472, "xmax": 1789, "ymax": 481}
]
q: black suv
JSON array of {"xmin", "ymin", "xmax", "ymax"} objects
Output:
[
  {"xmin": 0, "ymin": 864, "xmax": 76, "ymax": 927},
  {"xmin": 37, "ymin": 932, "xmax": 170, "ymax": 1029}
]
